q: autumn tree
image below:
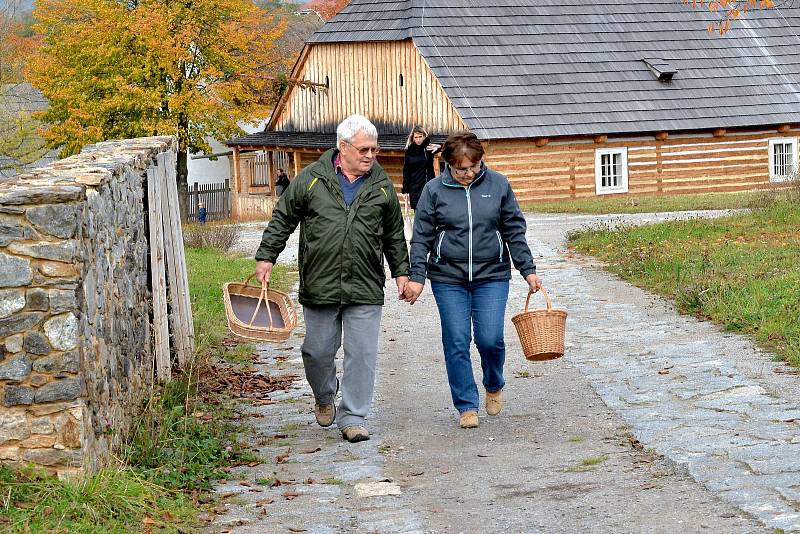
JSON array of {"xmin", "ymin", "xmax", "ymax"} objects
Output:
[
  {"xmin": 0, "ymin": 0, "xmax": 48, "ymax": 178},
  {"xmin": 302, "ymin": 0, "xmax": 351, "ymax": 20},
  {"xmin": 27, "ymin": 0, "xmax": 285, "ymax": 219}
]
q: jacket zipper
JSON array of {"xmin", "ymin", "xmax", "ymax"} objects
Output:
[
  {"xmin": 465, "ymin": 185, "xmax": 473, "ymax": 281},
  {"xmin": 496, "ymin": 231, "xmax": 503, "ymax": 262},
  {"xmin": 436, "ymin": 230, "xmax": 445, "ymax": 259}
]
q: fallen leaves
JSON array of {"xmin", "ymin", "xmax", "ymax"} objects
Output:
[{"xmin": 203, "ymin": 365, "xmax": 299, "ymax": 400}]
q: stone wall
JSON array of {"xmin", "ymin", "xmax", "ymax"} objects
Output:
[{"xmin": 0, "ymin": 137, "xmax": 176, "ymax": 474}]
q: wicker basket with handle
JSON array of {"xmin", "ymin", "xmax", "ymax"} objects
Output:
[
  {"xmin": 223, "ymin": 273, "xmax": 297, "ymax": 343},
  {"xmin": 511, "ymin": 286, "xmax": 567, "ymax": 361}
]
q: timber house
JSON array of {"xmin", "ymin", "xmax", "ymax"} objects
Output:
[{"xmin": 225, "ymin": 0, "xmax": 800, "ymax": 219}]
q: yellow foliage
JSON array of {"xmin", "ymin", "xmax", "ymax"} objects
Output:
[{"xmin": 26, "ymin": 0, "xmax": 286, "ymax": 158}]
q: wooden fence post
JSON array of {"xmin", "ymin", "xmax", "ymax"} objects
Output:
[
  {"xmin": 192, "ymin": 182, "xmax": 199, "ymax": 222},
  {"xmin": 224, "ymin": 178, "xmax": 231, "ymax": 219},
  {"xmin": 147, "ymin": 166, "xmax": 171, "ymax": 382}
]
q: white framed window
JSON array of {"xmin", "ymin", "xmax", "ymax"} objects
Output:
[
  {"xmin": 768, "ymin": 137, "xmax": 798, "ymax": 182},
  {"xmin": 595, "ymin": 147, "xmax": 628, "ymax": 194}
]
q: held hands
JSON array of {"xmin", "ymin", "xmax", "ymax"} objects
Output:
[
  {"xmin": 401, "ymin": 281, "xmax": 424, "ymax": 304},
  {"xmin": 255, "ymin": 260, "xmax": 273, "ymax": 285},
  {"xmin": 395, "ymin": 276, "xmax": 409, "ymax": 299},
  {"xmin": 526, "ymin": 273, "xmax": 542, "ymax": 293}
]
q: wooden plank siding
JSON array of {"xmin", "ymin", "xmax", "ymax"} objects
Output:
[
  {"xmin": 484, "ymin": 129, "xmax": 799, "ymax": 203},
  {"xmin": 272, "ymin": 40, "xmax": 466, "ymax": 135}
]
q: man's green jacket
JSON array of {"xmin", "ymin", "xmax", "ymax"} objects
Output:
[{"xmin": 255, "ymin": 149, "xmax": 410, "ymax": 306}]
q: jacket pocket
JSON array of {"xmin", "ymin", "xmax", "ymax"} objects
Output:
[{"xmin": 496, "ymin": 231, "xmax": 504, "ymax": 262}]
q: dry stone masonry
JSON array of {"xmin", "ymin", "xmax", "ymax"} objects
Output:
[{"xmin": 0, "ymin": 137, "xmax": 176, "ymax": 474}]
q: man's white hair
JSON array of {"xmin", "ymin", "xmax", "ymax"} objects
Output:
[{"xmin": 336, "ymin": 114, "xmax": 378, "ymax": 146}]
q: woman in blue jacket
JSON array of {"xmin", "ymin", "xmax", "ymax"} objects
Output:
[{"xmin": 402, "ymin": 132, "xmax": 541, "ymax": 429}]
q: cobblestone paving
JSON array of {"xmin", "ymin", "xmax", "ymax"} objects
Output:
[
  {"xmin": 529, "ymin": 211, "xmax": 800, "ymax": 532},
  {"xmin": 216, "ymin": 210, "xmax": 799, "ymax": 532}
]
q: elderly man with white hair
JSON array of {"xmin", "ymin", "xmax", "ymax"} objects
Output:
[{"xmin": 255, "ymin": 115, "xmax": 409, "ymax": 442}]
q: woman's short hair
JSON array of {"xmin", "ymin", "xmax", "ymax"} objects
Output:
[
  {"xmin": 405, "ymin": 125, "xmax": 428, "ymax": 148},
  {"xmin": 337, "ymin": 115, "xmax": 378, "ymax": 146},
  {"xmin": 441, "ymin": 131, "xmax": 485, "ymax": 165}
]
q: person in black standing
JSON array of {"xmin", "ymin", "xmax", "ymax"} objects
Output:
[
  {"xmin": 402, "ymin": 126, "xmax": 441, "ymax": 210},
  {"xmin": 275, "ymin": 168, "xmax": 291, "ymax": 196}
]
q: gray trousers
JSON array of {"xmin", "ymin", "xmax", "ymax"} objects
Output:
[{"xmin": 301, "ymin": 304, "xmax": 382, "ymax": 430}]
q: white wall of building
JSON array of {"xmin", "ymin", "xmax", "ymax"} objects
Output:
[{"xmin": 187, "ymin": 120, "xmax": 267, "ymax": 187}]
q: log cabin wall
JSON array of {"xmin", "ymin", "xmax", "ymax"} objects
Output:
[
  {"xmin": 273, "ymin": 40, "xmax": 466, "ymax": 135},
  {"xmin": 484, "ymin": 128, "xmax": 799, "ymax": 203}
]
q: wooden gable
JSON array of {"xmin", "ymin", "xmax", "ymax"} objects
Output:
[{"xmin": 270, "ymin": 40, "xmax": 466, "ymax": 135}]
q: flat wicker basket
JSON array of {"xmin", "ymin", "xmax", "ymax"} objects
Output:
[
  {"xmin": 511, "ymin": 286, "xmax": 567, "ymax": 361},
  {"xmin": 223, "ymin": 274, "xmax": 297, "ymax": 343}
]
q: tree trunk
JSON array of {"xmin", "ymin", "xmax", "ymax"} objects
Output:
[{"xmin": 176, "ymin": 148, "xmax": 189, "ymax": 222}]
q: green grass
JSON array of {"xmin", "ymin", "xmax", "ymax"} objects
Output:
[
  {"xmin": 522, "ymin": 191, "xmax": 757, "ymax": 214},
  {"xmin": 0, "ymin": 465, "xmax": 194, "ymax": 533},
  {"xmin": 1, "ymin": 241, "xmax": 298, "ymax": 533},
  {"xmin": 581, "ymin": 455, "xmax": 609, "ymax": 466},
  {"xmin": 568, "ymin": 195, "xmax": 800, "ymax": 365}
]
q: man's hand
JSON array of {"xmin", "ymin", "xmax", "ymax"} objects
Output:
[
  {"xmin": 255, "ymin": 260, "xmax": 274, "ymax": 285},
  {"xmin": 403, "ymin": 281, "xmax": 424, "ymax": 304},
  {"xmin": 526, "ymin": 273, "xmax": 542, "ymax": 293},
  {"xmin": 395, "ymin": 275, "xmax": 409, "ymax": 299}
]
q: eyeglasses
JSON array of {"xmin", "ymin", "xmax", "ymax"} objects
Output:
[
  {"xmin": 450, "ymin": 162, "xmax": 482, "ymax": 176},
  {"xmin": 344, "ymin": 141, "xmax": 381, "ymax": 156}
]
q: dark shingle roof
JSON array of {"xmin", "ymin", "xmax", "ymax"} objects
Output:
[
  {"xmin": 308, "ymin": 0, "xmax": 800, "ymax": 139},
  {"xmin": 226, "ymin": 130, "xmax": 447, "ymax": 150}
]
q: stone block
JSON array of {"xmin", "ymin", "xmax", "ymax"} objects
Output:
[
  {"xmin": 0, "ymin": 312, "xmax": 43, "ymax": 338},
  {"xmin": 25, "ymin": 204, "xmax": 79, "ymax": 239},
  {"xmin": 30, "ymin": 417, "xmax": 54, "ymax": 434},
  {"xmin": 29, "ymin": 374, "xmax": 50, "ymax": 387},
  {"xmin": 0, "ymin": 411, "xmax": 29, "ymax": 445},
  {"xmin": 23, "ymin": 331, "xmax": 51, "ymax": 355},
  {"xmin": 0, "ymin": 219, "xmax": 24, "ymax": 247},
  {"xmin": 0, "ymin": 355, "xmax": 31, "ymax": 382},
  {"xmin": 0, "ymin": 289, "xmax": 26, "ymax": 318},
  {"xmin": 8, "ymin": 241, "xmax": 76, "ymax": 263},
  {"xmin": 0, "ymin": 446, "xmax": 19, "ymax": 461},
  {"xmin": 34, "ymin": 379, "xmax": 81, "ymax": 403},
  {"xmin": 49, "ymin": 289, "xmax": 77, "ymax": 313},
  {"xmin": 28, "ymin": 402, "xmax": 73, "ymax": 416},
  {"xmin": 0, "ymin": 252, "xmax": 33, "ymax": 287},
  {"xmin": 39, "ymin": 261, "xmax": 78, "ymax": 279},
  {"xmin": 32, "ymin": 351, "xmax": 79, "ymax": 374},
  {"xmin": 25, "ymin": 288, "xmax": 49, "ymax": 311},
  {"xmin": 3, "ymin": 385, "xmax": 34, "ymax": 406},
  {"xmin": 4, "ymin": 334, "xmax": 23, "ymax": 353},
  {"xmin": 19, "ymin": 434, "xmax": 57, "ymax": 448},
  {"xmin": 43, "ymin": 313, "xmax": 78, "ymax": 351},
  {"xmin": 0, "ymin": 185, "xmax": 84, "ymax": 206},
  {"xmin": 22, "ymin": 448, "xmax": 82, "ymax": 467},
  {"xmin": 59, "ymin": 416, "xmax": 81, "ymax": 449}
]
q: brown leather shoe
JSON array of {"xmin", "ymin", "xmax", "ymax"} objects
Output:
[
  {"xmin": 486, "ymin": 390, "xmax": 502, "ymax": 416},
  {"xmin": 459, "ymin": 411, "xmax": 479, "ymax": 429},
  {"xmin": 341, "ymin": 426, "xmax": 370, "ymax": 443},
  {"xmin": 314, "ymin": 403, "xmax": 335, "ymax": 427}
]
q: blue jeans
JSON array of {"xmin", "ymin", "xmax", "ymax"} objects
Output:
[{"xmin": 431, "ymin": 279, "xmax": 509, "ymax": 414}]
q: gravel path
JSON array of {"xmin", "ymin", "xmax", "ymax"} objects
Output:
[{"xmin": 211, "ymin": 210, "xmax": 797, "ymax": 533}]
